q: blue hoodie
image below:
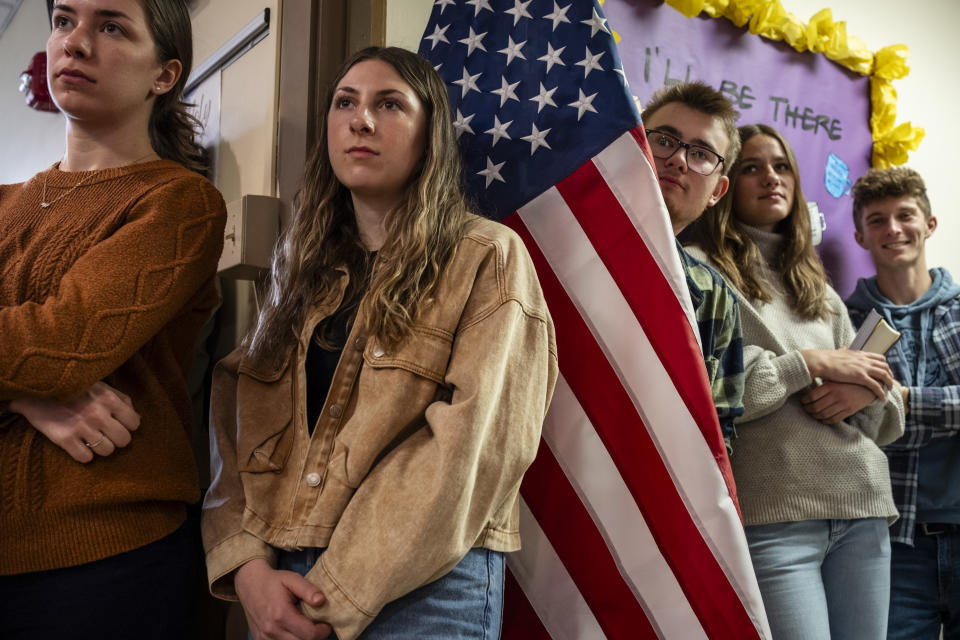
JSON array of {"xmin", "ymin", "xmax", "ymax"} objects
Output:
[{"xmin": 847, "ymin": 268, "xmax": 960, "ymax": 522}]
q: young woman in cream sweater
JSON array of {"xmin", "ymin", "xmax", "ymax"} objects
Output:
[{"xmin": 687, "ymin": 124, "xmax": 903, "ymax": 640}]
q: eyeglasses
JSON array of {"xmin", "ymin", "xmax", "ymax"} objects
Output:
[{"xmin": 645, "ymin": 129, "xmax": 724, "ymax": 176}]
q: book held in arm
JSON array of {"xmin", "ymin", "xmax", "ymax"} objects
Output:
[{"xmin": 850, "ymin": 308, "xmax": 901, "ymax": 354}]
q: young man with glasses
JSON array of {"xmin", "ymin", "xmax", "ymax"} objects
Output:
[
  {"xmin": 845, "ymin": 168, "xmax": 960, "ymax": 639},
  {"xmin": 641, "ymin": 82, "xmax": 745, "ymax": 449}
]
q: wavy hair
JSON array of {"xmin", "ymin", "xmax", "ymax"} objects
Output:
[
  {"xmin": 140, "ymin": 0, "xmax": 205, "ymax": 171},
  {"xmin": 247, "ymin": 47, "xmax": 471, "ymax": 361},
  {"xmin": 852, "ymin": 166, "xmax": 931, "ymax": 231},
  {"xmin": 688, "ymin": 124, "xmax": 830, "ymax": 320}
]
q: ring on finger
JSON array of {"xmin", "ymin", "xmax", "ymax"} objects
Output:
[{"xmin": 85, "ymin": 435, "xmax": 106, "ymax": 449}]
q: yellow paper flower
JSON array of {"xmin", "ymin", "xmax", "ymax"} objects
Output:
[
  {"xmin": 874, "ymin": 44, "xmax": 911, "ymax": 80},
  {"xmin": 748, "ymin": 1, "xmax": 788, "ymax": 41},
  {"xmin": 665, "ymin": 0, "xmax": 706, "ymax": 19},
  {"xmin": 870, "ymin": 77, "xmax": 899, "ymax": 135},
  {"xmin": 702, "ymin": 0, "xmax": 731, "ymax": 18},
  {"xmin": 869, "ymin": 73, "xmax": 924, "ymax": 168},
  {"xmin": 830, "ymin": 33, "xmax": 873, "ymax": 75},
  {"xmin": 778, "ymin": 13, "xmax": 809, "ymax": 51},
  {"xmin": 724, "ymin": 0, "xmax": 764, "ymax": 27},
  {"xmin": 805, "ymin": 8, "xmax": 833, "ymax": 53},
  {"xmin": 873, "ymin": 123, "xmax": 925, "ymax": 168}
]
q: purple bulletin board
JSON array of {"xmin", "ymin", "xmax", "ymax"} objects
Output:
[{"xmin": 604, "ymin": 0, "xmax": 875, "ymax": 297}]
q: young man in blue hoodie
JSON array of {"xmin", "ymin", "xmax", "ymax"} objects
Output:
[{"xmin": 846, "ymin": 167, "xmax": 960, "ymax": 639}]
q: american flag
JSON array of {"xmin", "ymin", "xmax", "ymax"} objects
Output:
[{"xmin": 418, "ymin": 1, "xmax": 771, "ymax": 638}]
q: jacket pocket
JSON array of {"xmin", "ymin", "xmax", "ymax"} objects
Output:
[
  {"xmin": 362, "ymin": 325, "xmax": 453, "ymax": 383},
  {"xmin": 314, "ymin": 443, "xmax": 358, "ymax": 527},
  {"xmin": 235, "ymin": 357, "xmax": 296, "ymax": 473}
]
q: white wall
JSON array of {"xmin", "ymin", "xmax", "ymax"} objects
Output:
[
  {"xmin": 384, "ymin": 0, "xmax": 960, "ymax": 276},
  {"xmin": 385, "ymin": 0, "xmax": 433, "ymax": 52},
  {"xmin": 0, "ymin": 1, "xmax": 64, "ymax": 183}
]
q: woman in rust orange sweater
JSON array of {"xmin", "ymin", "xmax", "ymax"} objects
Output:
[{"xmin": 0, "ymin": 1, "xmax": 225, "ymax": 638}]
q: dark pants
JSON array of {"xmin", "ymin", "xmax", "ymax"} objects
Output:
[
  {"xmin": 0, "ymin": 518, "xmax": 200, "ymax": 640},
  {"xmin": 889, "ymin": 531, "xmax": 960, "ymax": 640}
]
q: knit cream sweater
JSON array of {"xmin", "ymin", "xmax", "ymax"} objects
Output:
[{"xmin": 687, "ymin": 227, "xmax": 903, "ymax": 526}]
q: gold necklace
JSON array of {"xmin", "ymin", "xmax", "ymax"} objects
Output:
[
  {"xmin": 39, "ymin": 152, "xmax": 158, "ymax": 209},
  {"xmin": 39, "ymin": 170, "xmax": 95, "ymax": 209}
]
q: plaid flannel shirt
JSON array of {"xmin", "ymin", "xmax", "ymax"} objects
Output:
[
  {"xmin": 849, "ymin": 294, "xmax": 960, "ymax": 545},
  {"xmin": 678, "ymin": 242, "xmax": 745, "ymax": 449}
]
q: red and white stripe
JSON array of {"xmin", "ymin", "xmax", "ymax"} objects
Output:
[{"xmin": 500, "ymin": 129, "xmax": 771, "ymax": 639}]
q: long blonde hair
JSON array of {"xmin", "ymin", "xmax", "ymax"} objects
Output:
[
  {"xmin": 247, "ymin": 47, "xmax": 471, "ymax": 361},
  {"xmin": 688, "ymin": 124, "xmax": 830, "ymax": 320}
]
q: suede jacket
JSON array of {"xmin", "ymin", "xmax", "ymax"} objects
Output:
[{"xmin": 201, "ymin": 216, "xmax": 558, "ymax": 640}]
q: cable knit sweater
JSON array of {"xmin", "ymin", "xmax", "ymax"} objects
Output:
[
  {"xmin": 0, "ymin": 160, "xmax": 226, "ymax": 574},
  {"xmin": 686, "ymin": 227, "xmax": 903, "ymax": 526}
]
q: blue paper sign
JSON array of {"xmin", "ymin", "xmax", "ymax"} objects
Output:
[{"xmin": 825, "ymin": 152, "xmax": 853, "ymax": 198}]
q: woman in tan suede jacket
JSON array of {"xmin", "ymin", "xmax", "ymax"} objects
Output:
[{"xmin": 201, "ymin": 47, "xmax": 558, "ymax": 640}]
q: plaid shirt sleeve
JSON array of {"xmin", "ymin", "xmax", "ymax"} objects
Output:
[
  {"xmin": 875, "ymin": 302, "xmax": 960, "ymax": 451},
  {"xmin": 680, "ymin": 247, "xmax": 745, "ymax": 450},
  {"xmin": 849, "ymin": 298, "xmax": 960, "ymax": 545}
]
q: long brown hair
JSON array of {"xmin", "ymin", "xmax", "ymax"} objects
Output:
[
  {"xmin": 140, "ymin": 0, "xmax": 205, "ymax": 171},
  {"xmin": 247, "ymin": 46, "xmax": 471, "ymax": 360},
  {"xmin": 688, "ymin": 124, "xmax": 830, "ymax": 320}
]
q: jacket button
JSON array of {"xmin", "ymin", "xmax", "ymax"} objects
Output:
[
  {"xmin": 372, "ymin": 346, "xmax": 385, "ymax": 358},
  {"xmin": 354, "ymin": 336, "xmax": 366, "ymax": 350},
  {"xmin": 329, "ymin": 404, "xmax": 343, "ymax": 418},
  {"xmin": 305, "ymin": 472, "xmax": 321, "ymax": 487}
]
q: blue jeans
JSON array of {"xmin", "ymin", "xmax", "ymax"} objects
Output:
[
  {"xmin": 888, "ymin": 530, "xmax": 960, "ymax": 639},
  {"xmin": 261, "ymin": 547, "xmax": 504, "ymax": 640},
  {"xmin": 746, "ymin": 518, "xmax": 891, "ymax": 640}
]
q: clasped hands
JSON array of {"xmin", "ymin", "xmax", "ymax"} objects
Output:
[
  {"xmin": 9, "ymin": 381, "xmax": 140, "ymax": 463},
  {"xmin": 799, "ymin": 348, "xmax": 896, "ymax": 425},
  {"xmin": 236, "ymin": 558, "xmax": 333, "ymax": 640}
]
